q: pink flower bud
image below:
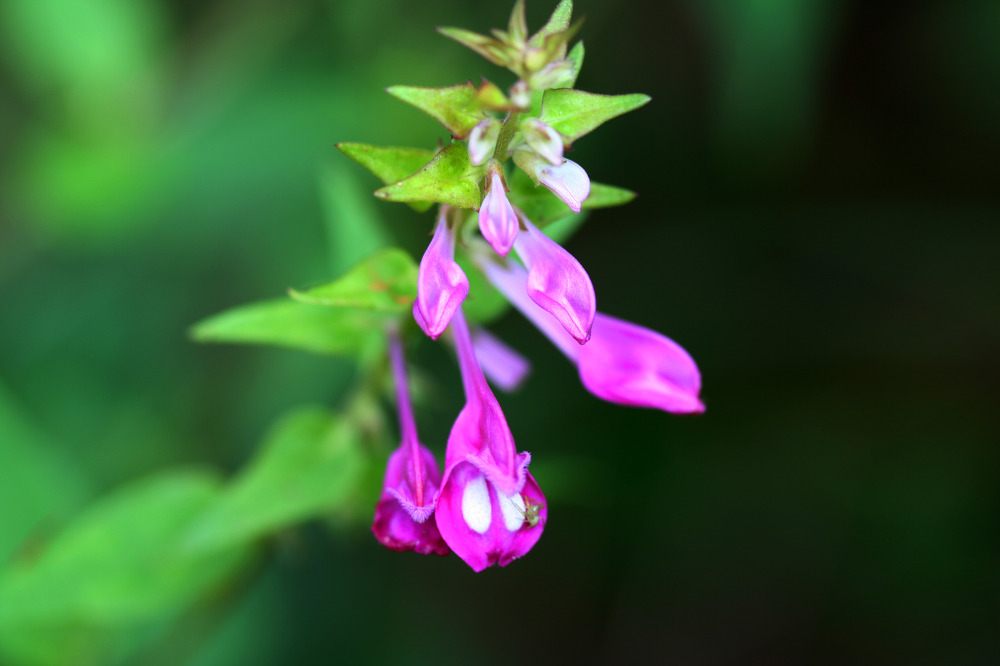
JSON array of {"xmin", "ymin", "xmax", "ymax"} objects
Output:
[
  {"xmin": 513, "ymin": 214, "xmax": 595, "ymax": 343},
  {"xmin": 522, "ymin": 118, "xmax": 564, "ymax": 166},
  {"xmin": 467, "ymin": 118, "xmax": 500, "ymax": 166},
  {"xmin": 478, "ymin": 171, "xmax": 519, "ymax": 257},
  {"xmin": 414, "ymin": 207, "xmax": 469, "ymax": 340},
  {"xmin": 534, "ymin": 158, "xmax": 590, "ymax": 213}
]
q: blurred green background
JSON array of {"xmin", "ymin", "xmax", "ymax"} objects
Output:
[{"xmin": 1, "ymin": 0, "xmax": 998, "ymax": 664}]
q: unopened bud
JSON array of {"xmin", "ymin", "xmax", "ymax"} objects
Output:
[
  {"xmin": 522, "ymin": 118, "xmax": 564, "ymax": 166},
  {"xmin": 467, "ymin": 117, "xmax": 501, "ymax": 166}
]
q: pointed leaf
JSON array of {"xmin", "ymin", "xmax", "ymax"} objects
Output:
[
  {"xmin": 436, "ymin": 27, "xmax": 515, "ymax": 67},
  {"xmin": 507, "ymin": 0, "xmax": 528, "ymax": 44},
  {"xmin": 540, "ymin": 89, "xmax": 651, "ymax": 144},
  {"xmin": 289, "ymin": 248, "xmax": 417, "ymax": 313},
  {"xmin": 529, "ymin": 0, "xmax": 574, "ymax": 47},
  {"xmin": 336, "ymin": 143, "xmax": 434, "ymax": 212},
  {"xmin": 183, "ymin": 408, "xmax": 367, "ymax": 552},
  {"xmin": 586, "ymin": 183, "xmax": 637, "ymax": 209},
  {"xmin": 190, "ymin": 299, "xmax": 385, "ymax": 356},
  {"xmin": 374, "ymin": 142, "xmax": 485, "ymax": 210},
  {"xmin": 566, "ymin": 41, "xmax": 584, "ymax": 88},
  {"xmin": 386, "ymin": 83, "xmax": 487, "ymax": 139}
]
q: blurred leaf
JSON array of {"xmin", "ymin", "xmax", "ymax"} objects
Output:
[
  {"xmin": 386, "ymin": 82, "xmax": 487, "ymax": 139},
  {"xmin": 190, "ymin": 299, "xmax": 386, "ymax": 357},
  {"xmin": 336, "ymin": 143, "xmax": 434, "ymax": 213},
  {"xmin": 0, "ymin": 470, "xmax": 254, "ymax": 666},
  {"xmin": 566, "ymin": 40, "xmax": 585, "ymax": 88},
  {"xmin": 0, "ymin": 0, "xmax": 165, "ymax": 124},
  {"xmin": 436, "ymin": 27, "xmax": 516, "ymax": 68},
  {"xmin": 586, "ymin": 183, "xmax": 637, "ymax": 209},
  {"xmin": 184, "ymin": 407, "xmax": 368, "ymax": 552},
  {"xmin": 540, "ymin": 89, "xmax": 651, "ymax": 145},
  {"xmin": 0, "ymin": 381, "xmax": 91, "ymax": 564},
  {"xmin": 374, "ymin": 142, "xmax": 485, "ymax": 210},
  {"xmin": 290, "ymin": 248, "xmax": 417, "ymax": 313},
  {"xmin": 320, "ymin": 163, "xmax": 391, "ymax": 274},
  {"xmin": 529, "ymin": 0, "xmax": 574, "ymax": 47}
]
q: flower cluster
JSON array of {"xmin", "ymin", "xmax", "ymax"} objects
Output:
[{"xmin": 354, "ymin": 1, "xmax": 703, "ymax": 571}]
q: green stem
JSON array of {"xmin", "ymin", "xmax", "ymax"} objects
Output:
[{"xmin": 492, "ymin": 112, "xmax": 520, "ymax": 163}]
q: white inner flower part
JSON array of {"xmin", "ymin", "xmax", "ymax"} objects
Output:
[
  {"xmin": 461, "ymin": 474, "xmax": 492, "ymax": 534},
  {"xmin": 500, "ymin": 491, "xmax": 527, "ymax": 531}
]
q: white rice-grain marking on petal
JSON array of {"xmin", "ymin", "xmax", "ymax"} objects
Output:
[
  {"xmin": 500, "ymin": 491, "xmax": 527, "ymax": 531},
  {"xmin": 461, "ymin": 474, "xmax": 492, "ymax": 534}
]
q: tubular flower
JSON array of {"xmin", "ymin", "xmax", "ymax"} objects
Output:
[
  {"xmin": 478, "ymin": 170, "xmax": 519, "ymax": 257},
  {"xmin": 480, "ymin": 259, "xmax": 704, "ymax": 414},
  {"xmin": 470, "ymin": 326, "xmax": 531, "ymax": 392},
  {"xmin": 513, "ymin": 212, "xmax": 596, "ymax": 343},
  {"xmin": 434, "ymin": 309, "xmax": 546, "ymax": 571},
  {"xmin": 413, "ymin": 206, "xmax": 469, "ymax": 340},
  {"xmin": 372, "ymin": 332, "xmax": 450, "ymax": 555}
]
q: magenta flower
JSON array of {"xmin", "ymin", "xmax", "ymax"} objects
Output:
[
  {"xmin": 478, "ymin": 170, "xmax": 520, "ymax": 257},
  {"xmin": 513, "ymin": 213, "xmax": 596, "ymax": 343},
  {"xmin": 372, "ymin": 332, "xmax": 450, "ymax": 555},
  {"xmin": 480, "ymin": 259, "xmax": 704, "ymax": 414},
  {"xmin": 413, "ymin": 206, "xmax": 469, "ymax": 340},
  {"xmin": 434, "ymin": 308, "xmax": 546, "ymax": 571}
]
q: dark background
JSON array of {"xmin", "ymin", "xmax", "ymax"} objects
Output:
[{"xmin": 1, "ymin": 0, "xmax": 997, "ymax": 664}]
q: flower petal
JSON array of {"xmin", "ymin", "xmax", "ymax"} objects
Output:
[
  {"xmin": 414, "ymin": 209, "xmax": 469, "ymax": 339},
  {"xmin": 478, "ymin": 172, "xmax": 519, "ymax": 256}
]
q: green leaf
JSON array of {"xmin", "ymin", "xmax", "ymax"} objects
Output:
[
  {"xmin": 289, "ymin": 248, "xmax": 417, "ymax": 314},
  {"xmin": 436, "ymin": 27, "xmax": 516, "ymax": 68},
  {"xmin": 374, "ymin": 142, "xmax": 485, "ymax": 210},
  {"xmin": 566, "ymin": 41, "xmax": 584, "ymax": 88},
  {"xmin": 189, "ymin": 299, "xmax": 385, "ymax": 357},
  {"xmin": 0, "ymin": 470, "xmax": 254, "ymax": 666},
  {"xmin": 320, "ymin": 162, "xmax": 391, "ymax": 274},
  {"xmin": 336, "ymin": 143, "xmax": 434, "ymax": 213},
  {"xmin": 386, "ymin": 82, "xmax": 487, "ymax": 139},
  {"xmin": 586, "ymin": 182, "xmax": 637, "ymax": 209},
  {"xmin": 183, "ymin": 408, "xmax": 367, "ymax": 552},
  {"xmin": 540, "ymin": 89, "xmax": 651, "ymax": 144},
  {"xmin": 0, "ymin": 381, "xmax": 91, "ymax": 564},
  {"xmin": 529, "ymin": 0, "xmax": 574, "ymax": 47}
]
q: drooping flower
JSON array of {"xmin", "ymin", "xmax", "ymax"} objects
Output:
[
  {"xmin": 372, "ymin": 332, "xmax": 450, "ymax": 555},
  {"xmin": 479, "ymin": 258, "xmax": 704, "ymax": 414},
  {"xmin": 513, "ymin": 212, "xmax": 595, "ymax": 343},
  {"xmin": 434, "ymin": 308, "xmax": 546, "ymax": 571},
  {"xmin": 478, "ymin": 169, "xmax": 520, "ymax": 257},
  {"xmin": 413, "ymin": 206, "xmax": 469, "ymax": 340}
]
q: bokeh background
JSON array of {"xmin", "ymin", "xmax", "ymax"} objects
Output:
[{"xmin": 1, "ymin": 0, "xmax": 998, "ymax": 664}]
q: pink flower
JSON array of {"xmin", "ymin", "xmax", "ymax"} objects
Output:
[
  {"xmin": 513, "ymin": 213, "xmax": 596, "ymax": 343},
  {"xmin": 470, "ymin": 327, "xmax": 531, "ymax": 392},
  {"xmin": 480, "ymin": 259, "xmax": 704, "ymax": 414},
  {"xmin": 478, "ymin": 170, "xmax": 520, "ymax": 257},
  {"xmin": 434, "ymin": 309, "xmax": 546, "ymax": 571},
  {"xmin": 413, "ymin": 206, "xmax": 469, "ymax": 340},
  {"xmin": 536, "ymin": 158, "xmax": 590, "ymax": 213},
  {"xmin": 372, "ymin": 333, "xmax": 450, "ymax": 555}
]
